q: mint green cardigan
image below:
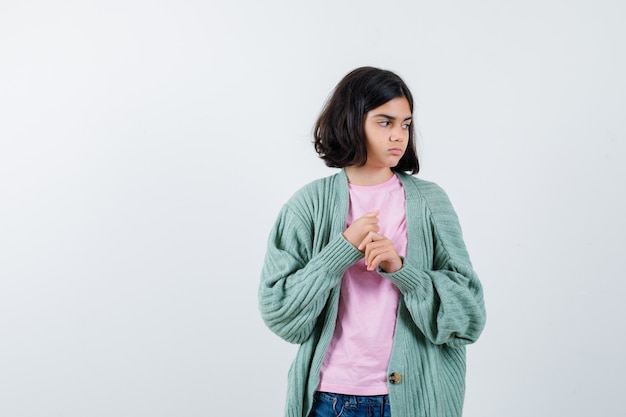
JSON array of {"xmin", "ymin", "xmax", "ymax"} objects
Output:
[{"xmin": 259, "ymin": 170, "xmax": 486, "ymax": 417}]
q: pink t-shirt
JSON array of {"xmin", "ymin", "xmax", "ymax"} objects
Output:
[{"xmin": 317, "ymin": 174, "xmax": 407, "ymax": 395}]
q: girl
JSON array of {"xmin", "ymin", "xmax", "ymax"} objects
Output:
[{"xmin": 259, "ymin": 67, "xmax": 486, "ymax": 417}]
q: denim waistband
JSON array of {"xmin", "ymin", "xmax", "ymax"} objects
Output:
[{"xmin": 315, "ymin": 391, "xmax": 389, "ymax": 405}]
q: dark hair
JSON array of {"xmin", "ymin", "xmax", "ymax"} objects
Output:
[{"xmin": 313, "ymin": 66, "xmax": 419, "ymax": 174}]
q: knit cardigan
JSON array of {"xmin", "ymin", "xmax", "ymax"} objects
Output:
[{"xmin": 259, "ymin": 170, "xmax": 486, "ymax": 417}]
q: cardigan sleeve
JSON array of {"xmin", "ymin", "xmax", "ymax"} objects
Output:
[
  {"xmin": 258, "ymin": 203, "xmax": 363, "ymax": 345},
  {"xmin": 379, "ymin": 187, "xmax": 486, "ymax": 348}
]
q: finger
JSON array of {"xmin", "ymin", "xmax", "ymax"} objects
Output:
[
  {"xmin": 365, "ymin": 244, "xmax": 389, "ymax": 270},
  {"xmin": 363, "ymin": 241, "xmax": 391, "ymax": 269},
  {"xmin": 358, "ymin": 231, "xmax": 380, "ymax": 251},
  {"xmin": 366, "ymin": 251, "xmax": 386, "ymax": 271},
  {"xmin": 363, "ymin": 238, "xmax": 383, "ymax": 257},
  {"xmin": 362, "ymin": 232, "xmax": 386, "ymax": 250},
  {"xmin": 357, "ymin": 217, "xmax": 379, "ymax": 229},
  {"xmin": 363, "ymin": 238, "xmax": 397, "ymax": 269},
  {"xmin": 355, "ymin": 215, "xmax": 379, "ymax": 231},
  {"xmin": 367, "ymin": 248, "xmax": 397, "ymax": 271},
  {"xmin": 362, "ymin": 210, "xmax": 380, "ymax": 218}
]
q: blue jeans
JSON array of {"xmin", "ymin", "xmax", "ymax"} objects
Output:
[{"xmin": 308, "ymin": 391, "xmax": 391, "ymax": 417}]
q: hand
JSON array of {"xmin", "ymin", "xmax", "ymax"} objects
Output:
[
  {"xmin": 358, "ymin": 232, "xmax": 403, "ymax": 273},
  {"xmin": 343, "ymin": 210, "xmax": 380, "ymax": 249}
]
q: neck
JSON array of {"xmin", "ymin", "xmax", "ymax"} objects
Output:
[{"xmin": 344, "ymin": 166, "xmax": 395, "ymax": 186}]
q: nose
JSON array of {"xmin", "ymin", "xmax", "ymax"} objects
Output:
[{"xmin": 390, "ymin": 125, "xmax": 407, "ymax": 142}]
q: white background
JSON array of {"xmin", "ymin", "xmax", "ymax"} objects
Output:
[{"xmin": 1, "ymin": 1, "xmax": 625, "ymax": 416}]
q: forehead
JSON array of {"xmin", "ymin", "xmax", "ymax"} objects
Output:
[{"xmin": 366, "ymin": 97, "xmax": 412, "ymax": 117}]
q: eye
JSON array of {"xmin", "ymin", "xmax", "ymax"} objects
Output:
[
  {"xmin": 378, "ymin": 121, "xmax": 390, "ymax": 127},
  {"xmin": 402, "ymin": 123, "xmax": 411, "ymax": 129}
]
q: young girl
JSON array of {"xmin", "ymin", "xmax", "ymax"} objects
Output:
[{"xmin": 259, "ymin": 67, "xmax": 486, "ymax": 417}]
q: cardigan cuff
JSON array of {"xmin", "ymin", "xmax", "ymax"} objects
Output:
[
  {"xmin": 314, "ymin": 234, "xmax": 363, "ymax": 275},
  {"xmin": 379, "ymin": 262, "xmax": 429, "ymax": 295}
]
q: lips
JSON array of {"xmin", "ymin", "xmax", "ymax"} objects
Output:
[{"xmin": 388, "ymin": 148, "xmax": 404, "ymax": 156}]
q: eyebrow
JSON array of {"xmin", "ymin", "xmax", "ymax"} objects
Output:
[{"xmin": 371, "ymin": 113, "xmax": 413, "ymax": 121}]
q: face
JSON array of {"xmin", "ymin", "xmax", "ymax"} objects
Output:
[{"xmin": 362, "ymin": 96, "xmax": 412, "ymax": 170}]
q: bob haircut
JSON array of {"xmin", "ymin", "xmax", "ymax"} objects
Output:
[{"xmin": 313, "ymin": 66, "xmax": 419, "ymax": 174}]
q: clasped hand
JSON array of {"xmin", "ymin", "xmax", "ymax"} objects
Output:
[{"xmin": 342, "ymin": 210, "xmax": 403, "ymax": 273}]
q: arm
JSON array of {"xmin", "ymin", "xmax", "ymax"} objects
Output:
[
  {"xmin": 379, "ymin": 194, "xmax": 486, "ymax": 347},
  {"xmin": 258, "ymin": 204, "xmax": 362, "ymax": 344}
]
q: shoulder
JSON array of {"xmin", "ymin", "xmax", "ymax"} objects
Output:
[
  {"xmin": 286, "ymin": 171, "xmax": 345, "ymax": 206},
  {"xmin": 281, "ymin": 171, "xmax": 346, "ymax": 220},
  {"xmin": 396, "ymin": 172, "xmax": 463, "ymax": 231},
  {"xmin": 396, "ymin": 172, "xmax": 452, "ymax": 207}
]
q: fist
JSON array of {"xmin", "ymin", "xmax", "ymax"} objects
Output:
[{"xmin": 343, "ymin": 210, "xmax": 380, "ymax": 249}]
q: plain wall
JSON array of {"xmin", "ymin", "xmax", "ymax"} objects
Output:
[{"xmin": 1, "ymin": 0, "xmax": 625, "ymax": 416}]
